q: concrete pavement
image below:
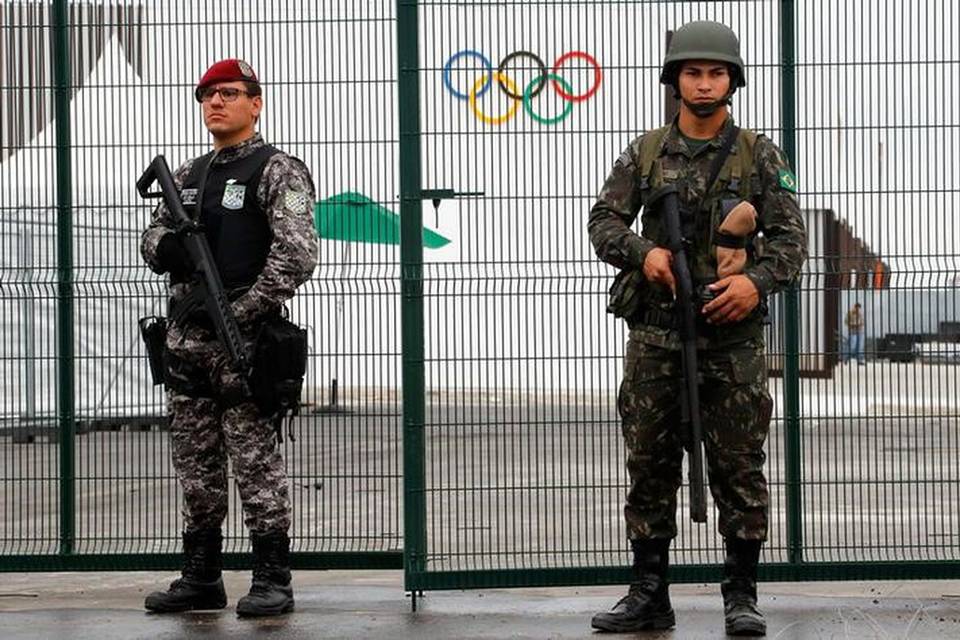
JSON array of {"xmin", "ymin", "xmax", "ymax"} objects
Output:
[{"xmin": 2, "ymin": 570, "xmax": 960, "ymax": 639}]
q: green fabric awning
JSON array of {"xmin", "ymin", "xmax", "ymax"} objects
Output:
[{"xmin": 314, "ymin": 191, "xmax": 450, "ymax": 249}]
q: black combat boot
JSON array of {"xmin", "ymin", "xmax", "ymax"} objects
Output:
[
  {"xmin": 236, "ymin": 530, "xmax": 295, "ymax": 617},
  {"xmin": 591, "ymin": 538, "xmax": 675, "ymax": 632},
  {"xmin": 722, "ymin": 538, "xmax": 766, "ymax": 636},
  {"xmin": 145, "ymin": 528, "xmax": 227, "ymax": 612}
]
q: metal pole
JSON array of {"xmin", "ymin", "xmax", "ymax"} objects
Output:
[
  {"xmin": 20, "ymin": 230, "xmax": 36, "ymax": 420},
  {"xmin": 53, "ymin": 0, "xmax": 75, "ymax": 556},
  {"xmin": 397, "ymin": 0, "xmax": 427, "ymax": 594},
  {"xmin": 780, "ymin": 0, "xmax": 803, "ymax": 566}
]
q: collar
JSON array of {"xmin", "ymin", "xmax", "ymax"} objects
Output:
[
  {"xmin": 211, "ymin": 133, "xmax": 266, "ymax": 163},
  {"xmin": 661, "ymin": 116, "xmax": 737, "ymax": 157}
]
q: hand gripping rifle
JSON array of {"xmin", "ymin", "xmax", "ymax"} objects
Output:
[
  {"xmin": 647, "ymin": 184, "xmax": 707, "ymax": 523},
  {"xmin": 137, "ymin": 155, "xmax": 250, "ymax": 375}
]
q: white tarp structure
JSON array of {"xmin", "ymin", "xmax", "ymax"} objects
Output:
[{"xmin": 2, "ymin": 36, "xmax": 196, "ymax": 420}]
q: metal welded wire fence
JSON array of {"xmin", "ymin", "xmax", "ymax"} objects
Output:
[
  {"xmin": 0, "ymin": 0, "xmax": 403, "ymax": 570},
  {"xmin": 0, "ymin": 1, "xmax": 957, "ymax": 588}
]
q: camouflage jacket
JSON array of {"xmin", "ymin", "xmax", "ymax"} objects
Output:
[
  {"xmin": 589, "ymin": 116, "xmax": 807, "ymax": 344},
  {"xmin": 140, "ymin": 133, "xmax": 318, "ymax": 327}
]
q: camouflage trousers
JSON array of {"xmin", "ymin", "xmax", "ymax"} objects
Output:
[
  {"xmin": 618, "ymin": 329, "xmax": 773, "ymax": 541},
  {"xmin": 165, "ymin": 319, "xmax": 291, "ymax": 535}
]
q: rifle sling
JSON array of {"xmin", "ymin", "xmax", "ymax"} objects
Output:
[
  {"xmin": 191, "ymin": 150, "xmax": 218, "ymax": 221},
  {"xmin": 704, "ymin": 125, "xmax": 740, "ymax": 196}
]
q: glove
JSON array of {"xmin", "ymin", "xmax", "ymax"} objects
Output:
[{"xmin": 156, "ymin": 232, "xmax": 194, "ymax": 278}]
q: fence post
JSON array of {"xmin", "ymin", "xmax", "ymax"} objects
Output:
[
  {"xmin": 19, "ymin": 231, "xmax": 36, "ymax": 421},
  {"xmin": 397, "ymin": 0, "xmax": 427, "ymax": 591},
  {"xmin": 780, "ymin": 0, "xmax": 803, "ymax": 566},
  {"xmin": 53, "ymin": 0, "xmax": 75, "ymax": 556}
]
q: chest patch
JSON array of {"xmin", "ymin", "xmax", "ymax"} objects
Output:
[
  {"xmin": 221, "ymin": 179, "xmax": 246, "ymax": 210},
  {"xmin": 180, "ymin": 188, "xmax": 198, "ymax": 207}
]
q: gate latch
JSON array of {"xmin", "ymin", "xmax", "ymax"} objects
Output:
[{"xmin": 420, "ymin": 188, "xmax": 484, "ymax": 224}]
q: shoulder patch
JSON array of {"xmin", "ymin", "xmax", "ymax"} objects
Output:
[
  {"xmin": 284, "ymin": 190, "xmax": 311, "ymax": 214},
  {"xmin": 778, "ymin": 169, "xmax": 797, "ymax": 193}
]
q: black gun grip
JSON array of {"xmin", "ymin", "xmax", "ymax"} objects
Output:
[{"xmin": 136, "ymin": 160, "xmax": 160, "ymax": 198}]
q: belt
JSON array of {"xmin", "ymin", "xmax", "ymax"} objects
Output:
[
  {"xmin": 638, "ymin": 307, "xmax": 679, "ymax": 330},
  {"xmin": 636, "ymin": 307, "xmax": 720, "ymax": 338},
  {"xmin": 168, "ymin": 284, "xmax": 252, "ymax": 330},
  {"xmin": 635, "ymin": 306, "xmax": 755, "ymax": 339}
]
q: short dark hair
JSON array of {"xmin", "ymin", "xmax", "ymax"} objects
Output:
[{"xmin": 243, "ymin": 81, "xmax": 262, "ymax": 97}]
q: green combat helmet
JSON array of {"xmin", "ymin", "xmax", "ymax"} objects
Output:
[{"xmin": 660, "ymin": 21, "xmax": 747, "ymax": 90}]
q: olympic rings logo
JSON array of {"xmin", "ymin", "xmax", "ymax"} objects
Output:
[{"xmin": 442, "ymin": 49, "xmax": 602, "ymax": 125}]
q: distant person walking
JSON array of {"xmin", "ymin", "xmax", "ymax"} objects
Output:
[{"xmin": 845, "ymin": 302, "xmax": 865, "ymax": 365}]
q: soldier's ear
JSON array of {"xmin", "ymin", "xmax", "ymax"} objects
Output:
[{"xmin": 250, "ymin": 95, "xmax": 263, "ymax": 122}]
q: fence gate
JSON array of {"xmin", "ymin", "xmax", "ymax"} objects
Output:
[
  {"xmin": 398, "ymin": 0, "xmax": 960, "ymax": 595},
  {"xmin": 0, "ymin": 0, "xmax": 402, "ymax": 572},
  {"xmin": 1, "ymin": 0, "xmax": 958, "ymax": 587}
]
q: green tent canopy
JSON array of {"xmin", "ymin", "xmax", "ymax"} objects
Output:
[{"xmin": 314, "ymin": 191, "xmax": 450, "ymax": 249}]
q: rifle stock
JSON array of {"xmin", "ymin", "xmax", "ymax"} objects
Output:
[
  {"xmin": 648, "ymin": 184, "xmax": 708, "ymax": 523},
  {"xmin": 138, "ymin": 155, "xmax": 250, "ymax": 374}
]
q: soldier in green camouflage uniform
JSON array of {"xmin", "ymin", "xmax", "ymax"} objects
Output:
[
  {"xmin": 140, "ymin": 59, "xmax": 317, "ymax": 617},
  {"xmin": 589, "ymin": 23, "xmax": 806, "ymax": 636}
]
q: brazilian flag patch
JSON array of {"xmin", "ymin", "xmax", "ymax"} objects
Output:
[{"xmin": 778, "ymin": 169, "xmax": 798, "ymax": 193}]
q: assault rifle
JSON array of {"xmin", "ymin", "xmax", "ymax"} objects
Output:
[
  {"xmin": 647, "ymin": 184, "xmax": 707, "ymax": 523},
  {"xmin": 137, "ymin": 155, "xmax": 250, "ymax": 374}
]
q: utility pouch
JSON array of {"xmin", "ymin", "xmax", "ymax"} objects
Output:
[
  {"xmin": 138, "ymin": 316, "xmax": 168, "ymax": 386},
  {"xmin": 607, "ymin": 269, "xmax": 646, "ymax": 320},
  {"xmin": 249, "ymin": 313, "xmax": 308, "ymax": 441}
]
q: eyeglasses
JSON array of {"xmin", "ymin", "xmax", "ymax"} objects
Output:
[{"xmin": 198, "ymin": 86, "xmax": 252, "ymax": 103}]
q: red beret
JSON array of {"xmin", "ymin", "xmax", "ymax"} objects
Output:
[{"xmin": 194, "ymin": 59, "xmax": 259, "ymax": 101}]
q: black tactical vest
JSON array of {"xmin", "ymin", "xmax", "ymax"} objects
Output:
[{"xmin": 177, "ymin": 145, "xmax": 280, "ymax": 289}]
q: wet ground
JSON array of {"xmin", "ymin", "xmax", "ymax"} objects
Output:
[{"xmin": 2, "ymin": 570, "xmax": 960, "ymax": 639}]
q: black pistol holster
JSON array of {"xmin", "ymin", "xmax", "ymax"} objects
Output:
[{"xmin": 139, "ymin": 316, "xmax": 168, "ymax": 386}]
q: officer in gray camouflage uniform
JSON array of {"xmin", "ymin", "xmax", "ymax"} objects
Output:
[
  {"xmin": 588, "ymin": 22, "xmax": 807, "ymax": 636},
  {"xmin": 140, "ymin": 59, "xmax": 317, "ymax": 617}
]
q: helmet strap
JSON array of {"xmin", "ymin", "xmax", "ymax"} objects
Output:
[{"xmin": 681, "ymin": 96, "xmax": 728, "ymax": 118}]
